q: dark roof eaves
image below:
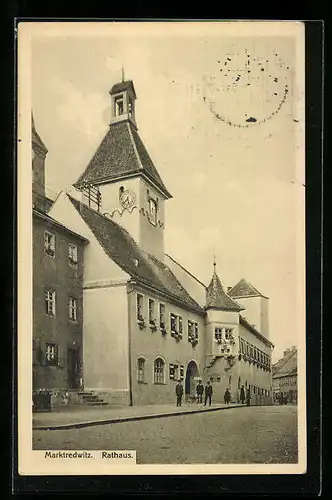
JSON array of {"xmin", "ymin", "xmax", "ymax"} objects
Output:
[
  {"xmin": 33, "ymin": 209, "xmax": 89, "ymax": 243},
  {"xmin": 205, "ymin": 305, "xmax": 243, "ymax": 312},
  {"xmin": 75, "ymin": 170, "xmax": 172, "ymax": 200},
  {"xmin": 239, "ymin": 315, "xmax": 274, "ymax": 347},
  {"xmin": 131, "ymin": 278, "xmax": 205, "ymax": 315}
]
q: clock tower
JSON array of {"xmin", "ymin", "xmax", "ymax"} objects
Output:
[{"xmin": 74, "ymin": 79, "xmax": 172, "ymax": 262}]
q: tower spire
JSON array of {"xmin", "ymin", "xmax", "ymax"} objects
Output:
[
  {"xmin": 121, "ymin": 65, "xmax": 125, "ymax": 82},
  {"xmin": 213, "ymin": 253, "xmax": 216, "ymax": 273}
]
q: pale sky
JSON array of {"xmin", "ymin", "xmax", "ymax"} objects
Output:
[{"xmin": 29, "ymin": 22, "xmax": 305, "ymax": 361}]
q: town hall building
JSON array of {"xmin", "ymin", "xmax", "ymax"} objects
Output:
[{"xmin": 34, "ymin": 78, "xmax": 274, "ymax": 406}]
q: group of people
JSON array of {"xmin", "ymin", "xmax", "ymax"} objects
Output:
[
  {"xmin": 175, "ymin": 380, "xmax": 252, "ymax": 407},
  {"xmin": 175, "ymin": 380, "xmax": 213, "ymax": 407}
]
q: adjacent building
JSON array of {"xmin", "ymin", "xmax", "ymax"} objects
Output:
[
  {"xmin": 272, "ymin": 347, "xmax": 297, "ymax": 404},
  {"xmin": 32, "ymin": 116, "xmax": 88, "ymax": 405},
  {"xmin": 45, "ymin": 79, "xmax": 274, "ymax": 406}
]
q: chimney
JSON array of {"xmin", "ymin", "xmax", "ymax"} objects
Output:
[
  {"xmin": 227, "ymin": 286, "xmax": 232, "ymax": 293},
  {"xmin": 283, "ymin": 348, "xmax": 290, "ymax": 357}
]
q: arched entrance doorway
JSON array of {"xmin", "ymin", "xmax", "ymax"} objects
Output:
[{"xmin": 185, "ymin": 360, "xmax": 199, "ymax": 395}]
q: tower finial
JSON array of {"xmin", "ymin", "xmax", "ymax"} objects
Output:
[
  {"xmin": 213, "ymin": 253, "xmax": 216, "ymax": 272},
  {"xmin": 121, "ymin": 65, "xmax": 125, "ymax": 82}
]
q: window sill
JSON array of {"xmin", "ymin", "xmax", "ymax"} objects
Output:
[
  {"xmin": 137, "ymin": 381, "xmax": 148, "ymax": 385},
  {"xmin": 153, "ymin": 382, "xmax": 166, "ymax": 386}
]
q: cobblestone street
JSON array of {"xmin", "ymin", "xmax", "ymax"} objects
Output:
[{"xmin": 33, "ymin": 405, "xmax": 298, "ymax": 464}]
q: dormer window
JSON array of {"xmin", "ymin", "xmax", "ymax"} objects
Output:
[{"xmin": 115, "ymin": 96, "xmax": 124, "ymax": 116}]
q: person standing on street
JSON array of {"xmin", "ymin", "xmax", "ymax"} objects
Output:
[
  {"xmin": 240, "ymin": 385, "xmax": 246, "ymax": 404},
  {"xmin": 224, "ymin": 388, "xmax": 231, "ymax": 404},
  {"xmin": 246, "ymin": 387, "xmax": 251, "ymax": 406},
  {"xmin": 196, "ymin": 380, "xmax": 204, "ymax": 404},
  {"xmin": 175, "ymin": 380, "xmax": 184, "ymax": 407},
  {"xmin": 204, "ymin": 381, "xmax": 213, "ymax": 407}
]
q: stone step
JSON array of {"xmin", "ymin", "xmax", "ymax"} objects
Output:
[{"xmin": 85, "ymin": 401, "xmax": 109, "ymax": 406}]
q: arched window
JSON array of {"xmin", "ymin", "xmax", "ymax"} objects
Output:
[
  {"xmin": 137, "ymin": 358, "xmax": 146, "ymax": 383},
  {"xmin": 238, "ymin": 377, "xmax": 241, "ymax": 389},
  {"xmin": 154, "ymin": 357, "xmax": 165, "ymax": 384}
]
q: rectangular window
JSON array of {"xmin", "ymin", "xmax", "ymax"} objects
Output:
[
  {"xmin": 137, "ymin": 294, "xmax": 144, "ymax": 321},
  {"xmin": 148, "ymin": 299, "xmax": 155, "ymax": 325},
  {"xmin": 45, "ymin": 343, "xmax": 58, "ymax": 366},
  {"xmin": 241, "ymin": 339, "xmax": 245, "ymax": 354},
  {"xmin": 170, "ymin": 313, "xmax": 177, "ymax": 333},
  {"xmin": 180, "ymin": 365, "xmax": 184, "ymax": 380},
  {"xmin": 159, "ymin": 303, "xmax": 165, "ymax": 328},
  {"xmin": 68, "ymin": 297, "xmax": 77, "ymax": 322},
  {"xmin": 44, "ymin": 231, "xmax": 55, "ymax": 257},
  {"xmin": 246, "ymin": 342, "xmax": 250, "ymax": 355},
  {"xmin": 225, "ymin": 328, "xmax": 233, "ymax": 340},
  {"xmin": 174, "ymin": 364, "xmax": 179, "ymax": 380},
  {"xmin": 169, "ymin": 364, "xmax": 175, "ymax": 380},
  {"xmin": 45, "ymin": 290, "xmax": 56, "ymax": 316},
  {"xmin": 115, "ymin": 97, "xmax": 124, "ymax": 116},
  {"xmin": 69, "ymin": 244, "xmax": 78, "ymax": 265},
  {"xmin": 188, "ymin": 320, "xmax": 194, "ymax": 341},
  {"xmin": 215, "ymin": 328, "xmax": 222, "ymax": 342}
]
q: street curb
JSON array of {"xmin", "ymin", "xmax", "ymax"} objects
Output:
[{"xmin": 33, "ymin": 404, "xmax": 246, "ymax": 431}]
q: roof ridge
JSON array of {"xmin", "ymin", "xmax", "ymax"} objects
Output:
[
  {"xmin": 67, "ymin": 195, "xmax": 203, "ymax": 313},
  {"xmin": 127, "ymin": 121, "xmax": 144, "ymax": 172},
  {"xmin": 165, "ymin": 253, "xmax": 207, "ymax": 288},
  {"xmin": 206, "ymin": 271, "xmax": 243, "ymax": 311}
]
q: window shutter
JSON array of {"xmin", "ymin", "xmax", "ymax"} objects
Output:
[
  {"xmin": 178, "ymin": 317, "xmax": 183, "ymax": 338},
  {"xmin": 169, "ymin": 364, "xmax": 174, "ymax": 379},
  {"xmin": 57, "ymin": 344, "xmax": 64, "ymax": 367},
  {"xmin": 180, "ymin": 365, "xmax": 184, "ymax": 380}
]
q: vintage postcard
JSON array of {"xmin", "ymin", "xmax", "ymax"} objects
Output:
[{"xmin": 17, "ymin": 20, "xmax": 306, "ymax": 476}]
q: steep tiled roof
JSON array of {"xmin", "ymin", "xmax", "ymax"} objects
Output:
[
  {"xmin": 32, "ymin": 113, "xmax": 48, "ymax": 153},
  {"xmin": 228, "ymin": 278, "xmax": 268, "ymax": 298},
  {"xmin": 68, "ymin": 195, "xmax": 203, "ymax": 313},
  {"xmin": 206, "ymin": 270, "xmax": 243, "ymax": 311},
  {"xmin": 74, "ymin": 121, "xmax": 172, "ymax": 198},
  {"xmin": 273, "ymin": 349, "xmax": 297, "ymax": 378}
]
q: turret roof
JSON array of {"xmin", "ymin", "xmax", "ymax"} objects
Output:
[{"xmin": 206, "ymin": 267, "xmax": 243, "ymax": 311}]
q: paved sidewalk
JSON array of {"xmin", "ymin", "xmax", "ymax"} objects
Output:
[{"xmin": 33, "ymin": 402, "xmax": 245, "ymax": 430}]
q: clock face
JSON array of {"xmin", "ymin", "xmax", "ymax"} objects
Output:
[{"xmin": 119, "ymin": 189, "xmax": 136, "ymax": 209}]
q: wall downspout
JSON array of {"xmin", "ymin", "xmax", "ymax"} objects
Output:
[{"xmin": 127, "ymin": 282, "xmax": 135, "ymax": 406}]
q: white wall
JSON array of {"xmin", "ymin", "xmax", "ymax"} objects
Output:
[
  {"xmin": 99, "ymin": 177, "xmax": 142, "ymax": 243},
  {"xmin": 164, "ymin": 254, "xmax": 207, "ymax": 307},
  {"xmin": 83, "ymin": 285, "xmax": 129, "ymax": 392}
]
